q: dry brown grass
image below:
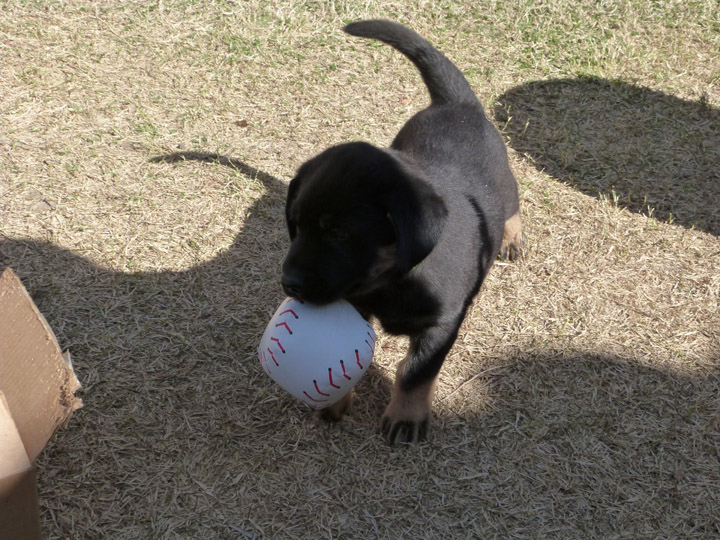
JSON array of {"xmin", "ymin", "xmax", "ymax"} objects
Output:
[{"xmin": 1, "ymin": 1, "xmax": 719, "ymax": 538}]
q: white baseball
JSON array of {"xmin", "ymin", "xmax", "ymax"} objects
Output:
[{"xmin": 258, "ymin": 297, "xmax": 376, "ymax": 408}]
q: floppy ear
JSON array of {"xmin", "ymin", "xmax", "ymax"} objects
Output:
[
  {"xmin": 383, "ymin": 173, "xmax": 447, "ymax": 272},
  {"xmin": 285, "ymin": 172, "xmax": 304, "ymax": 239}
]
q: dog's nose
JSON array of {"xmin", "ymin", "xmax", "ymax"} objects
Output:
[{"xmin": 280, "ymin": 273, "xmax": 304, "ymax": 299}]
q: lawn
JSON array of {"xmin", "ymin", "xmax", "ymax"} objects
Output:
[{"xmin": 1, "ymin": 1, "xmax": 718, "ymax": 538}]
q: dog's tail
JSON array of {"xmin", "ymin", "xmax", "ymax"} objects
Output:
[{"xmin": 343, "ymin": 19, "xmax": 477, "ymax": 106}]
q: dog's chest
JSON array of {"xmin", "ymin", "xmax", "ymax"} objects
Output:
[{"xmin": 350, "ymin": 277, "xmax": 440, "ymax": 336}]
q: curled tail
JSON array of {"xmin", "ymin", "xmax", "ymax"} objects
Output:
[{"xmin": 343, "ymin": 19, "xmax": 477, "ymax": 106}]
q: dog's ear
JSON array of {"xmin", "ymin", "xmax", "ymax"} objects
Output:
[
  {"xmin": 285, "ymin": 172, "xmax": 304, "ymax": 239},
  {"xmin": 383, "ymin": 173, "xmax": 447, "ymax": 272}
]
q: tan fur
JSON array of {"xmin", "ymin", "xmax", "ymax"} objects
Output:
[
  {"xmin": 384, "ymin": 379, "xmax": 437, "ymax": 423},
  {"xmin": 381, "ymin": 358, "xmax": 438, "ymax": 443},
  {"xmin": 368, "ymin": 244, "xmax": 397, "ymax": 280},
  {"xmin": 320, "ymin": 391, "xmax": 353, "ymax": 422},
  {"xmin": 500, "ymin": 211, "xmax": 524, "ymax": 261},
  {"xmin": 350, "ymin": 244, "xmax": 398, "ymax": 297}
]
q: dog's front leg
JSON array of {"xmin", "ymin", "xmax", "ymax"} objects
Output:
[{"xmin": 381, "ymin": 323, "xmax": 458, "ymax": 444}]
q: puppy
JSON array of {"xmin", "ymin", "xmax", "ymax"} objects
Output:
[{"xmin": 281, "ymin": 20, "xmax": 523, "ymax": 444}]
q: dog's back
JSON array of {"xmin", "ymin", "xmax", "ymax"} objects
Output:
[{"xmin": 344, "ymin": 20, "xmax": 519, "ymax": 228}]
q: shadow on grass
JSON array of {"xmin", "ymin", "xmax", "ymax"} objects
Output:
[
  {"xmin": 0, "ymin": 154, "xmax": 395, "ymax": 533},
  {"xmin": 2, "ymin": 152, "xmax": 718, "ymax": 537},
  {"xmin": 0, "ymin": 152, "xmax": 394, "ymax": 418},
  {"xmin": 1, "ymin": 154, "xmax": 283, "ymax": 401},
  {"xmin": 439, "ymin": 349, "xmax": 720, "ymax": 536},
  {"xmin": 494, "ymin": 76, "xmax": 720, "ymax": 236}
]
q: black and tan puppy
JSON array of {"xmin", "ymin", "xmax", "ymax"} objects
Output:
[{"xmin": 281, "ymin": 20, "xmax": 523, "ymax": 444}]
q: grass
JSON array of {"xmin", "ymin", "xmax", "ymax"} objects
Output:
[{"xmin": 1, "ymin": 1, "xmax": 719, "ymax": 538}]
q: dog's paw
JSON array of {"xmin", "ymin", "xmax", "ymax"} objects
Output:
[
  {"xmin": 499, "ymin": 239, "xmax": 524, "ymax": 261},
  {"xmin": 319, "ymin": 392, "xmax": 353, "ymax": 422},
  {"xmin": 380, "ymin": 383, "xmax": 434, "ymax": 445},
  {"xmin": 381, "ymin": 413, "xmax": 429, "ymax": 445},
  {"xmin": 500, "ymin": 212, "xmax": 524, "ymax": 261}
]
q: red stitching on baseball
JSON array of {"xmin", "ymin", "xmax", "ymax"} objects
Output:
[
  {"xmin": 266, "ymin": 348, "xmax": 278, "ymax": 366},
  {"xmin": 340, "ymin": 359, "xmax": 351, "ymax": 380},
  {"xmin": 303, "ymin": 391, "xmax": 327, "ymax": 403},
  {"xmin": 313, "ymin": 380, "xmax": 330, "ymax": 396},
  {"xmin": 328, "ymin": 368, "xmax": 340, "ymax": 389},
  {"xmin": 279, "ymin": 309, "xmax": 298, "ymax": 319},
  {"xmin": 365, "ymin": 339, "xmax": 374, "ymax": 354},
  {"xmin": 275, "ymin": 321, "xmax": 292, "ymax": 334},
  {"xmin": 271, "ymin": 337, "xmax": 285, "ymax": 353},
  {"xmin": 366, "ymin": 328, "xmax": 376, "ymax": 343}
]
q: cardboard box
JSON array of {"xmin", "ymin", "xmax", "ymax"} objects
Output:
[{"xmin": 0, "ymin": 267, "xmax": 82, "ymax": 539}]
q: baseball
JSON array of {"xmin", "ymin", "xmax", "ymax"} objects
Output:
[{"xmin": 257, "ymin": 297, "xmax": 376, "ymax": 409}]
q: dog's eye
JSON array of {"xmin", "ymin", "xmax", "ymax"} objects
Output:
[{"xmin": 328, "ymin": 226, "xmax": 350, "ymax": 242}]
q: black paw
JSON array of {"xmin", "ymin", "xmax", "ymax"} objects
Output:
[{"xmin": 380, "ymin": 415, "xmax": 429, "ymax": 445}]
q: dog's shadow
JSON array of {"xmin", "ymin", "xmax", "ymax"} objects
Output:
[
  {"xmin": 0, "ymin": 152, "xmax": 394, "ymax": 454},
  {"xmin": 494, "ymin": 76, "xmax": 720, "ymax": 236}
]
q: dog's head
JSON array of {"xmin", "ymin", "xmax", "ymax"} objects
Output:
[{"xmin": 281, "ymin": 142, "xmax": 447, "ymax": 304}]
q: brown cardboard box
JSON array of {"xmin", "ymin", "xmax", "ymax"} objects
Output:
[{"xmin": 0, "ymin": 268, "xmax": 82, "ymax": 539}]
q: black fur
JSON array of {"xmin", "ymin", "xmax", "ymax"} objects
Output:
[{"xmin": 281, "ymin": 20, "xmax": 521, "ymax": 444}]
